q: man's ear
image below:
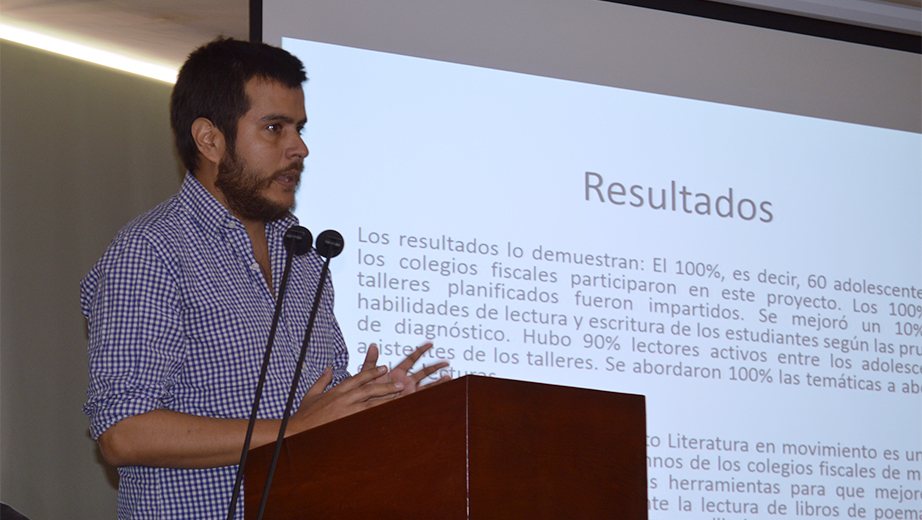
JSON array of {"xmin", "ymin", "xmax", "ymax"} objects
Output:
[{"xmin": 191, "ymin": 117, "xmax": 226, "ymax": 166}]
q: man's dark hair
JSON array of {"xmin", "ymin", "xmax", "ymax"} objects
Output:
[{"xmin": 170, "ymin": 38, "xmax": 307, "ymax": 173}]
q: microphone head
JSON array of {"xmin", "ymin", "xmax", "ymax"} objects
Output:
[
  {"xmin": 315, "ymin": 230, "xmax": 344, "ymax": 258},
  {"xmin": 284, "ymin": 226, "xmax": 313, "ymax": 256}
]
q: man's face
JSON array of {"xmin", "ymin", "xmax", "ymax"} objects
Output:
[{"xmin": 215, "ymin": 78, "xmax": 308, "ymax": 222}]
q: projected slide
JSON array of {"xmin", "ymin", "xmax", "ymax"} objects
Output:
[{"xmin": 287, "ymin": 38, "xmax": 922, "ymax": 519}]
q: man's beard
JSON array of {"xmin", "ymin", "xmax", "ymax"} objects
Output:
[{"xmin": 215, "ymin": 148, "xmax": 302, "ymax": 223}]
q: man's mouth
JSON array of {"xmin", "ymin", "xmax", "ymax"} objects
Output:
[
  {"xmin": 273, "ymin": 168, "xmax": 301, "ymax": 189},
  {"xmin": 276, "ymin": 173, "xmax": 298, "ymax": 185}
]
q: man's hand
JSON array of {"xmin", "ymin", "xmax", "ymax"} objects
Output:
[
  {"xmin": 290, "ymin": 343, "xmax": 448, "ymax": 430},
  {"xmin": 362, "ymin": 343, "xmax": 450, "ymax": 396},
  {"xmin": 289, "ymin": 362, "xmax": 401, "ymax": 431}
]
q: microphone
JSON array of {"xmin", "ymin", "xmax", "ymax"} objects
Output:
[
  {"xmin": 226, "ymin": 225, "xmax": 311, "ymax": 520},
  {"xmin": 284, "ymin": 226, "xmax": 313, "ymax": 256},
  {"xmin": 256, "ymin": 230, "xmax": 344, "ymax": 520},
  {"xmin": 315, "ymin": 229, "xmax": 344, "ymax": 258}
]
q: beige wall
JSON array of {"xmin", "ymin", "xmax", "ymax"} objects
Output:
[{"xmin": 1, "ymin": 41, "xmax": 182, "ymax": 518}]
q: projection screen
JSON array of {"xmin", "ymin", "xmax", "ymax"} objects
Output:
[{"xmin": 263, "ymin": 1, "xmax": 921, "ymax": 517}]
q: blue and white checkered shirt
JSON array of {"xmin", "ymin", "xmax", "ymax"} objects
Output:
[{"xmin": 82, "ymin": 174, "xmax": 349, "ymax": 519}]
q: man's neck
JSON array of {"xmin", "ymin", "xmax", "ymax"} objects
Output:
[
  {"xmin": 193, "ymin": 169, "xmax": 276, "ymax": 294},
  {"xmin": 243, "ymin": 219, "xmax": 274, "ymax": 296}
]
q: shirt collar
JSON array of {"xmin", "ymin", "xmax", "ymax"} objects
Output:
[{"xmin": 178, "ymin": 173, "xmax": 300, "ymax": 237}]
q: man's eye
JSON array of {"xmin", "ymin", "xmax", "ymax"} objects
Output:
[{"xmin": 267, "ymin": 124, "xmax": 281, "ymax": 132}]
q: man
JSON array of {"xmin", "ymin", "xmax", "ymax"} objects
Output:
[{"xmin": 82, "ymin": 38, "xmax": 446, "ymax": 518}]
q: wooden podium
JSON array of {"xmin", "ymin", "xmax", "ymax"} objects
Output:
[{"xmin": 245, "ymin": 375, "xmax": 646, "ymax": 519}]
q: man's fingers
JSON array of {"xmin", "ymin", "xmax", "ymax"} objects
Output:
[
  {"xmin": 420, "ymin": 374, "xmax": 452, "ymax": 390},
  {"xmin": 334, "ymin": 364, "xmax": 388, "ymax": 393},
  {"xmin": 305, "ymin": 367, "xmax": 333, "ymax": 395},
  {"xmin": 411, "ymin": 361, "xmax": 449, "ymax": 384},
  {"xmin": 361, "ymin": 343, "xmax": 380, "ymax": 372},
  {"xmin": 348, "ymin": 380, "xmax": 405, "ymax": 402},
  {"xmin": 393, "ymin": 342, "xmax": 434, "ymax": 372}
]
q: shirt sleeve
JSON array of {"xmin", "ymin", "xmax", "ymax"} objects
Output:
[
  {"xmin": 82, "ymin": 231, "xmax": 185, "ymax": 440},
  {"xmin": 322, "ymin": 276, "xmax": 351, "ymax": 387},
  {"xmin": 295, "ymin": 255, "xmax": 352, "ymax": 392}
]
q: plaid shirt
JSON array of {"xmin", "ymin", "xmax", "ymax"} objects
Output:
[{"xmin": 82, "ymin": 174, "xmax": 349, "ymax": 519}]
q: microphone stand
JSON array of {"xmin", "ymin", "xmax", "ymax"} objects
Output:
[
  {"xmin": 225, "ymin": 226, "xmax": 311, "ymax": 520},
  {"xmin": 255, "ymin": 230, "xmax": 344, "ymax": 520}
]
